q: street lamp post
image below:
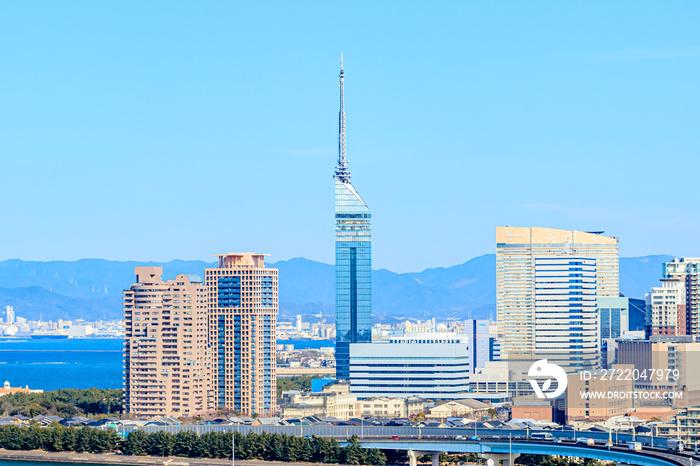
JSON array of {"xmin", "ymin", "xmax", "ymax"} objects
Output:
[{"xmin": 509, "ymin": 433, "xmax": 512, "ymax": 466}]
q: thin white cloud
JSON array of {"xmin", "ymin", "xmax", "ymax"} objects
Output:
[{"xmin": 595, "ymin": 45, "xmax": 700, "ymax": 61}]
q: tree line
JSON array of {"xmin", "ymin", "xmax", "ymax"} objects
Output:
[
  {"xmin": 0, "ymin": 425, "xmax": 604, "ymax": 466},
  {"xmin": 123, "ymin": 430, "xmax": 386, "ymax": 465},
  {"xmin": 0, "ymin": 425, "xmax": 386, "ymax": 465},
  {"xmin": 0, "ymin": 424, "xmax": 120, "ymax": 453},
  {"xmin": 0, "ymin": 387, "xmax": 123, "ymax": 418}
]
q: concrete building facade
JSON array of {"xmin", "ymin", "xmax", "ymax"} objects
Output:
[
  {"xmin": 618, "ymin": 338, "xmax": 700, "ymax": 408},
  {"xmin": 663, "ymin": 258, "xmax": 700, "ymax": 336},
  {"xmin": 205, "ymin": 253, "xmax": 278, "ymax": 416},
  {"xmin": 646, "ymin": 278, "xmax": 687, "ymax": 336},
  {"xmin": 123, "ymin": 267, "xmax": 214, "ymax": 417},
  {"xmin": 566, "ymin": 364, "xmax": 635, "ymax": 423}
]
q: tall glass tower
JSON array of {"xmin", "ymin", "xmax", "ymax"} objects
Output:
[{"xmin": 334, "ymin": 55, "xmax": 371, "ymax": 381}]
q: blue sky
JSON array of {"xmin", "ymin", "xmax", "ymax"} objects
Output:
[{"xmin": 1, "ymin": 2, "xmax": 699, "ymax": 272}]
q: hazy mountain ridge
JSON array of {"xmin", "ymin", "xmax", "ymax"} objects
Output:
[{"xmin": 0, "ymin": 254, "xmax": 674, "ymax": 322}]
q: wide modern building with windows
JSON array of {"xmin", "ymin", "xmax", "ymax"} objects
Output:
[
  {"xmin": 205, "ymin": 253, "xmax": 277, "ymax": 416},
  {"xmin": 123, "ymin": 267, "xmax": 214, "ymax": 417},
  {"xmin": 496, "ymin": 227, "xmax": 619, "ymax": 372},
  {"xmin": 349, "ymin": 333, "xmax": 474, "ymax": 399},
  {"xmin": 334, "ymin": 56, "xmax": 372, "ymax": 381}
]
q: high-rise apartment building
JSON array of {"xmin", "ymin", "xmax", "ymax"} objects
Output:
[
  {"xmin": 659, "ymin": 258, "xmax": 700, "ymax": 336},
  {"xmin": 646, "ymin": 279, "xmax": 687, "ymax": 336},
  {"xmin": 205, "ymin": 253, "xmax": 277, "ymax": 416},
  {"xmin": 334, "ymin": 55, "xmax": 371, "ymax": 380},
  {"xmin": 496, "ymin": 227, "xmax": 619, "ymax": 371},
  {"xmin": 123, "ymin": 267, "xmax": 214, "ymax": 417}
]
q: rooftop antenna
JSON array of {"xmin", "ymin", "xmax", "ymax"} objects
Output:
[{"xmin": 334, "ymin": 53, "xmax": 351, "ymax": 182}]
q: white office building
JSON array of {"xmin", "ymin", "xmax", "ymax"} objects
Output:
[
  {"xmin": 349, "ymin": 332, "xmax": 473, "ymax": 399},
  {"xmin": 465, "ymin": 319, "xmax": 500, "ymax": 368}
]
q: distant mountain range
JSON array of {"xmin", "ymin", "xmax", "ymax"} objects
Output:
[{"xmin": 0, "ymin": 254, "xmax": 675, "ymax": 323}]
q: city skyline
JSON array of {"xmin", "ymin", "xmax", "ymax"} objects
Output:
[{"xmin": 3, "ymin": 3, "xmax": 700, "ymax": 272}]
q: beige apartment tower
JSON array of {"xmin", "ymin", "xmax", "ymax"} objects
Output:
[
  {"xmin": 123, "ymin": 267, "xmax": 214, "ymax": 417},
  {"xmin": 661, "ymin": 258, "xmax": 700, "ymax": 336},
  {"xmin": 206, "ymin": 253, "xmax": 278, "ymax": 416},
  {"xmin": 496, "ymin": 227, "xmax": 619, "ymax": 371}
]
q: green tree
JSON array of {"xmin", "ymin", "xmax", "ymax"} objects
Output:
[
  {"xmin": 340, "ymin": 436, "xmax": 365, "ymax": 465},
  {"xmin": 173, "ymin": 430, "xmax": 198, "ymax": 457},
  {"xmin": 144, "ymin": 430, "xmax": 175, "ymax": 457},
  {"xmin": 121, "ymin": 429, "xmax": 148, "ymax": 456}
]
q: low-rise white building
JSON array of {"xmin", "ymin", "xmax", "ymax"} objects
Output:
[{"xmin": 349, "ymin": 332, "xmax": 473, "ymax": 399}]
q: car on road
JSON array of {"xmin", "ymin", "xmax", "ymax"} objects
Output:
[
  {"xmin": 390, "ymin": 436, "xmax": 399, "ymax": 440},
  {"xmin": 470, "ymin": 436, "xmax": 481, "ymax": 441},
  {"xmin": 576, "ymin": 438, "xmax": 595, "ymax": 446},
  {"xmin": 627, "ymin": 442, "xmax": 642, "ymax": 452},
  {"xmin": 455, "ymin": 436, "xmax": 466, "ymax": 440},
  {"xmin": 667, "ymin": 438, "xmax": 685, "ymax": 452}
]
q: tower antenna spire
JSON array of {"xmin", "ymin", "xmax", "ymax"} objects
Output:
[{"xmin": 335, "ymin": 53, "xmax": 351, "ymax": 182}]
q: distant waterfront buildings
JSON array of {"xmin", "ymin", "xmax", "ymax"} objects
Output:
[
  {"xmin": 205, "ymin": 253, "xmax": 278, "ymax": 416},
  {"xmin": 496, "ymin": 227, "xmax": 619, "ymax": 372},
  {"xmin": 4, "ymin": 306, "xmax": 14, "ymax": 325},
  {"xmin": 334, "ymin": 55, "xmax": 372, "ymax": 380},
  {"xmin": 123, "ymin": 267, "xmax": 214, "ymax": 417}
]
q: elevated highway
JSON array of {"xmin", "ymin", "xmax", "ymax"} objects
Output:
[
  {"xmin": 348, "ymin": 439, "xmax": 693, "ymax": 466},
  {"xmin": 122, "ymin": 423, "xmax": 693, "ymax": 466}
]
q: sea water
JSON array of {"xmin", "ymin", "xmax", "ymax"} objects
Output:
[{"xmin": 0, "ymin": 339, "xmax": 334, "ymax": 391}]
